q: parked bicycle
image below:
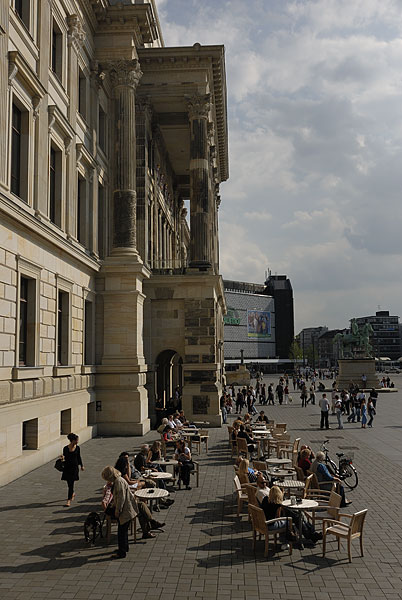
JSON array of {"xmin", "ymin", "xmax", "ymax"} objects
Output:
[{"xmin": 321, "ymin": 440, "xmax": 358, "ymax": 489}]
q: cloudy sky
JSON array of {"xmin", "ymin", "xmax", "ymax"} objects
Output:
[{"xmin": 156, "ymin": 0, "xmax": 402, "ymax": 332}]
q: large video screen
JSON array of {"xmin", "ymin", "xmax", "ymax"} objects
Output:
[{"xmin": 247, "ymin": 310, "xmax": 271, "ymax": 338}]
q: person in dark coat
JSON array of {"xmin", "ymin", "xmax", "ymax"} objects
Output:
[{"xmin": 61, "ymin": 433, "xmax": 84, "ymax": 507}]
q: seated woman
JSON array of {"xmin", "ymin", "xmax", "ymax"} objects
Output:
[
  {"xmin": 243, "ymin": 413, "xmax": 252, "ymax": 426},
  {"xmin": 174, "ymin": 440, "xmax": 193, "ymax": 490},
  {"xmin": 311, "ymin": 451, "xmax": 351, "ymax": 507},
  {"xmin": 261, "ymin": 486, "xmax": 322, "ymax": 543},
  {"xmin": 238, "ymin": 458, "xmax": 258, "ymax": 484},
  {"xmin": 298, "ymin": 448, "xmax": 312, "ymax": 477},
  {"xmin": 114, "ymin": 454, "xmax": 149, "ymax": 488},
  {"xmin": 147, "ymin": 441, "xmax": 164, "ymax": 468}
]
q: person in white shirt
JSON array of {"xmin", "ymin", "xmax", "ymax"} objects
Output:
[
  {"xmin": 334, "ymin": 395, "xmax": 343, "ymax": 429},
  {"xmin": 255, "ymin": 475, "xmax": 270, "ymax": 505},
  {"xmin": 319, "ymin": 394, "xmax": 330, "ymax": 430}
]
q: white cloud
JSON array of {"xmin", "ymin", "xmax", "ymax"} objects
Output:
[{"xmin": 158, "ymin": 1, "xmax": 402, "ymax": 330}]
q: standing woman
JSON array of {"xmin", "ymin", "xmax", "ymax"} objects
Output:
[{"xmin": 62, "ymin": 433, "xmax": 84, "ymax": 507}]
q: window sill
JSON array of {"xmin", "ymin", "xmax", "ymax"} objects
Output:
[
  {"xmin": 81, "ymin": 365, "xmax": 97, "ymax": 374},
  {"xmin": 53, "ymin": 366, "xmax": 76, "ymax": 376},
  {"xmin": 12, "ymin": 367, "xmax": 44, "ymax": 380}
]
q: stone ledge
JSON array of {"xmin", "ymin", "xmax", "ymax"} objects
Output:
[{"xmin": 11, "ymin": 367, "xmax": 44, "ymax": 380}]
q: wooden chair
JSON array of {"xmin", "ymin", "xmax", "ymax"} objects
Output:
[
  {"xmin": 236, "ymin": 437, "xmax": 250, "ymax": 459},
  {"xmin": 227, "ymin": 425, "xmax": 234, "ymax": 447},
  {"xmin": 248, "ymin": 504, "xmax": 293, "ymax": 558},
  {"xmin": 323, "ymin": 510, "xmax": 368, "ymax": 562},
  {"xmin": 276, "ymin": 423, "xmax": 287, "ymax": 432},
  {"xmin": 307, "ymin": 471, "xmax": 336, "ymax": 492},
  {"xmin": 252, "ymin": 460, "xmax": 267, "ymax": 472},
  {"xmin": 199, "ymin": 430, "xmax": 209, "ymax": 453},
  {"xmin": 244, "ymin": 483, "xmax": 259, "ymax": 520},
  {"xmin": 234, "ymin": 475, "xmax": 248, "ymax": 517},
  {"xmin": 294, "ymin": 466, "xmax": 306, "ymax": 482},
  {"xmin": 304, "ymin": 491, "xmax": 341, "ymax": 528},
  {"xmin": 105, "ymin": 515, "xmax": 137, "ymax": 544},
  {"xmin": 303, "ymin": 474, "xmax": 314, "ymax": 497},
  {"xmin": 177, "ymin": 460, "xmax": 200, "ymax": 489}
]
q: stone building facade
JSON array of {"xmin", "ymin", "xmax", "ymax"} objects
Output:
[{"xmin": 0, "ymin": 0, "xmax": 228, "ymax": 485}]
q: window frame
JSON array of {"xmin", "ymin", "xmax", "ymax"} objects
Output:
[
  {"xmin": 14, "ymin": 257, "xmax": 41, "ymax": 372},
  {"xmin": 55, "ymin": 275, "xmax": 73, "ymax": 369}
]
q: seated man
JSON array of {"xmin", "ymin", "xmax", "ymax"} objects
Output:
[
  {"xmin": 237, "ymin": 424, "xmax": 257, "ymax": 454},
  {"xmin": 178, "ymin": 410, "xmax": 189, "ymax": 425},
  {"xmin": 256, "ymin": 410, "xmax": 269, "ymax": 424},
  {"xmin": 255, "ymin": 473, "xmax": 270, "ymax": 505}
]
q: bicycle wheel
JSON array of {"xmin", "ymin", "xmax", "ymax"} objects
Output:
[{"xmin": 340, "ymin": 463, "xmax": 358, "ymax": 489}]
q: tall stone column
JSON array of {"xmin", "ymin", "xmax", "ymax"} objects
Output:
[
  {"xmin": 104, "ymin": 59, "xmax": 142, "ymax": 255},
  {"xmin": 186, "ymin": 94, "xmax": 212, "ymax": 269},
  {"xmin": 95, "ymin": 59, "xmax": 151, "ymax": 436}
]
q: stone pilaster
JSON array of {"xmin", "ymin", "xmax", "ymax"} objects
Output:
[
  {"xmin": 186, "ymin": 94, "xmax": 212, "ymax": 269},
  {"xmin": 103, "ymin": 59, "xmax": 142, "ymax": 254},
  {"xmin": 0, "ymin": 2, "xmax": 8, "ymax": 188}
]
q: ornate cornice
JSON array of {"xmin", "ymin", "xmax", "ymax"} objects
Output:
[
  {"xmin": 103, "ymin": 59, "xmax": 143, "ymax": 91},
  {"xmin": 186, "ymin": 93, "xmax": 211, "ymax": 120}
]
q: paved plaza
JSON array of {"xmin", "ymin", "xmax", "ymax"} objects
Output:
[{"xmin": 1, "ymin": 376, "xmax": 402, "ymax": 600}]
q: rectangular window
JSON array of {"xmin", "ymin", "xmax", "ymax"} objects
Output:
[
  {"xmin": 98, "ymin": 183, "xmax": 106, "ymax": 259},
  {"xmin": 51, "ymin": 20, "xmax": 62, "ymax": 81},
  {"xmin": 77, "ymin": 176, "xmax": 87, "ymax": 245},
  {"xmin": 98, "ymin": 106, "xmax": 106, "ymax": 153},
  {"xmin": 11, "ymin": 104, "xmax": 22, "ymax": 197},
  {"xmin": 78, "ymin": 68, "xmax": 87, "ymax": 119},
  {"xmin": 49, "ymin": 145, "xmax": 62, "ymax": 226},
  {"xmin": 19, "ymin": 276, "xmax": 36, "ymax": 366},
  {"xmin": 57, "ymin": 290, "xmax": 69, "ymax": 365},
  {"xmin": 60, "ymin": 408, "xmax": 72, "ymax": 435},
  {"xmin": 84, "ymin": 300, "xmax": 93, "ymax": 364},
  {"xmin": 22, "ymin": 418, "xmax": 38, "ymax": 450},
  {"xmin": 15, "ymin": 0, "xmax": 30, "ymax": 29}
]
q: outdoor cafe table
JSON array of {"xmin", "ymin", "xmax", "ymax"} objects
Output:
[
  {"xmin": 266, "ymin": 458, "xmax": 292, "ymax": 467},
  {"xmin": 152, "ymin": 459, "xmax": 178, "ymax": 478},
  {"xmin": 282, "ymin": 498, "xmax": 318, "ymax": 549},
  {"xmin": 147, "ymin": 472, "xmax": 173, "ymax": 481},
  {"xmin": 267, "ymin": 468, "xmax": 296, "ymax": 479},
  {"xmin": 277, "ymin": 479, "xmax": 305, "ymax": 493},
  {"xmin": 135, "ymin": 487, "xmax": 169, "ymax": 511}
]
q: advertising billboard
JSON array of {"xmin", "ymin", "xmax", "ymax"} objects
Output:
[{"xmin": 247, "ymin": 310, "xmax": 271, "ymax": 338}]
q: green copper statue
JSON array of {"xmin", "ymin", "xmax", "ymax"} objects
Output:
[{"xmin": 334, "ymin": 320, "xmax": 374, "ymax": 358}]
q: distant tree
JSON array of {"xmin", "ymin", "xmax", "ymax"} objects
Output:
[
  {"xmin": 289, "ymin": 340, "xmax": 302, "ymax": 365},
  {"xmin": 305, "ymin": 344, "xmax": 319, "ymax": 367}
]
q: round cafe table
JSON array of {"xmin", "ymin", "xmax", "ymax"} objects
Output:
[
  {"xmin": 150, "ymin": 459, "xmax": 178, "ymax": 479},
  {"xmin": 282, "ymin": 498, "xmax": 318, "ymax": 549},
  {"xmin": 266, "ymin": 458, "xmax": 292, "ymax": 467},
  {"xmin": 267, "ymin": 468, "xmax": 296, "ymax": 479},
  {"xmin": 135, "ymin": 487, "xmax": 169, "ymax": 511},
  {"xmin": 148, "ymin": 472, "xmax": 173, "ymax": 480}
]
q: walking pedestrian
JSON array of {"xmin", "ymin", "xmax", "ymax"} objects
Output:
[
  {"xmin": 335, "ymin": 395, "xmax": 343, "ymax": 429},
  {"xmin": 361, "ymin": 398, "xmax": 367, "ymax": 428},
  {"xmin": 61, "ymin": 433, "xmax": 84, "ymax": 507},
  {"xmin": 300, "ymin": 384, "xmax": 308, "ymax": 407},
  {"xmin": 319, "ymin": 394, "xmax": 330, "ymax": 430},
  {"xmin": 367, "ymin": 398, "xmax": 376, "ymax": 427}
]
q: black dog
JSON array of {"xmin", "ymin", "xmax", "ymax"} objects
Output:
[{"xmin": 84, "ymin": 512, "xmax": 103, "ymax": 544}]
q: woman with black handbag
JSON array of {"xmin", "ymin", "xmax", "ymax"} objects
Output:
[{"xmin": 61, "ymin": 433, "xmax": 84, "ymax": 507}]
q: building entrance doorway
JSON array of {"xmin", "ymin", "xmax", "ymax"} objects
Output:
[{"xmin": 155, "ymin": 349, "xmax": 183, "ymax": 409}]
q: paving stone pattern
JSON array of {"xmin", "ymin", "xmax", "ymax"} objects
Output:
[{"xmin": 1, "ymin": 376, "xmax": 402, "ymax": 600}]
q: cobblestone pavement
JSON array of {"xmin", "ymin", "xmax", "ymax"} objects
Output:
[{"xmin": 1, "ymin": 376, "xmax": 402, "ymax": 600}]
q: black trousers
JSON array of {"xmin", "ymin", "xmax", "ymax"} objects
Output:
[
  {"xmin": 117, "ymin": 520, "xmax": 130, "ymax": 555},
  {"xmin": 320, "ymin": 411, "xmax": 329, "ymax": 429},
  {"xmin": 66, "ymin": 479, "xmax": 75, "ymax": 500}
]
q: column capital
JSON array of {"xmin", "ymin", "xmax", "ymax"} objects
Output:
[
  {"xmin": 186, "ymin": 93, "xmax": 211, "ymax": 120},
  {"xmin": 103, "ymin": 59, "xmax": 143, "ymax": 92}
]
